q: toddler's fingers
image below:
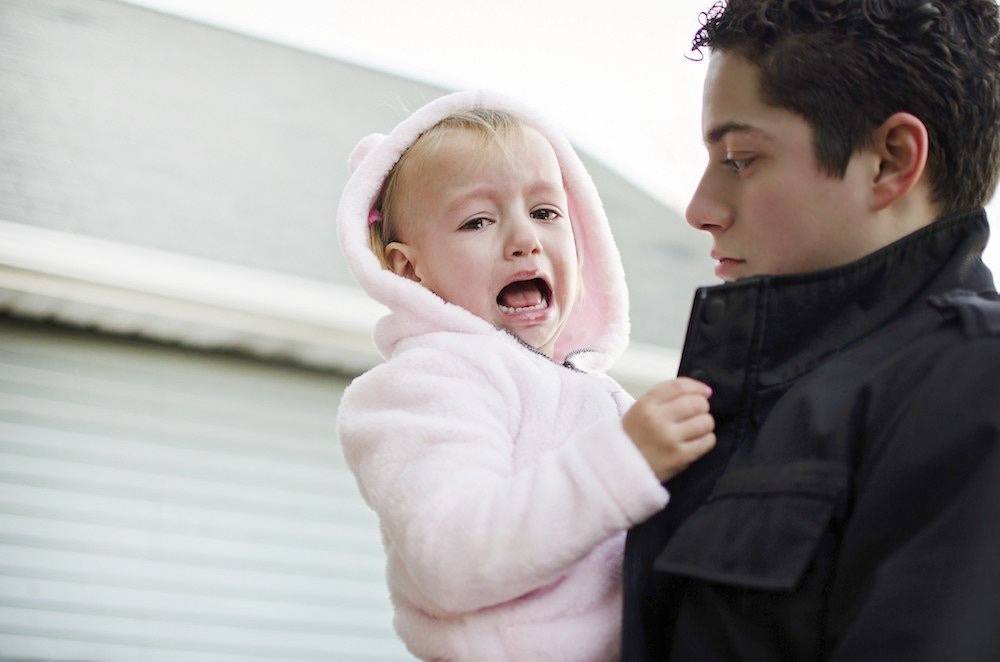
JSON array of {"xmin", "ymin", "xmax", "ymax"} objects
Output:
[
  {"xmin": 681, "ymin": 433, "xmax": 717, "ymax": 462},
  {"xmin": 673, "ymin": 412, "xmax": 715, "ymax": 441},
  {"xmin": 677, "ymin": 376, "xmax": 713, "ymax": 397},
  {"xmin": 661, "ymin": 394, "xmax": 711, "ymax": 421},
  {"xmin": 647, "ymin": 377, "xmax": 713, "ymax": 402}
]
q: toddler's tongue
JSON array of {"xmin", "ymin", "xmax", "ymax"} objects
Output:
[{"xmin": 499, "ymin": 280, "xmax": 544, "ymax": 308}]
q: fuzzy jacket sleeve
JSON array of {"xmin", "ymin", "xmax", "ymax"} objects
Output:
[{"xmin": 336, "ymin": 348, "xmax": 668, "ymax": 614}]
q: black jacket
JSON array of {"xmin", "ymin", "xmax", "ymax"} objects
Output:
[{"xmin": 622, "ymin": 210, "xmax": 1000, "ymax": 661}]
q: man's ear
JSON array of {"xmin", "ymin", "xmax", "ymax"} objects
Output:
[
  {"xmin": 384, "ymin": 242, "xmax": 421, "ymax": 282},
  {"xmin": 870, "ymin": 112, "xmax": 929, "ymax": 212}
]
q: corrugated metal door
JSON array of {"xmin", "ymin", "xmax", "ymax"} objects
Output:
[{"xmin": 0, "ymin": 316, "xmax": 408, "ymax": 661}]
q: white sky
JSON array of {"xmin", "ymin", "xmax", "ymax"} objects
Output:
[{"xmin": 126, "ymin": 0, "xmax": 999, "ymax": 274}]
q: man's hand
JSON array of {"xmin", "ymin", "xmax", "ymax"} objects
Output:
[{"xmin": 623, "ymin": 377, "xmax": 716, "ymax": 482}]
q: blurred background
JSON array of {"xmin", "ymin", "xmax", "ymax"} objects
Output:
[{"xmin": 0, "ymin": 1, "xmax": 996, "ymax": 660}]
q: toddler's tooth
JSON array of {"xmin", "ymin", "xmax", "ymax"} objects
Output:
[{"xmin": 499, "ymin": 299, "xmax": 548, "ymax": 314}]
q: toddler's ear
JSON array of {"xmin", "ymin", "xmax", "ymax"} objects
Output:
[
  {"xmin": 385, "ymin": 242, "xmax": 420, "ymax": 283},
  {"xmin": 348, "ymin": 133, "xmax": 386, "ymax": 173}
]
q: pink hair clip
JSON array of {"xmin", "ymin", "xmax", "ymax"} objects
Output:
[{"xmin": 368, "ymin": 208, "xmax": 383, "ymax": 226}]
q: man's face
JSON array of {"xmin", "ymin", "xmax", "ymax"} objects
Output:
[
  {"xmin": 686, "ymin": 51, "xmax": 880, "ymax": 281},
  {"xmin": 392, "ymin": 126, "xmax": 579, "ymax": 356}
]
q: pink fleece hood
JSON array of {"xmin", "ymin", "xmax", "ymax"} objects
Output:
[{"xmin": 336, "ymin": 90, "xmax": 630, "ymax": 371}]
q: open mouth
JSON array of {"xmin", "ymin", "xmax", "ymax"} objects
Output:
[{"xmin": 496, "ymin": 277, "xmax": 552, "ymax": 314}]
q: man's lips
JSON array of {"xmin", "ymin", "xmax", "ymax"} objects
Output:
[
  {"xmin": 711, "ymin": 251, "xmax": 746, "ymax": 279},
  {"xmin": 710, "ymin": 250, "xmax": 744, "ymax": 264}
]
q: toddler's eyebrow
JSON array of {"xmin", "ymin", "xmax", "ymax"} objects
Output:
[
  {"xmin": 444, "ymin": 185, "xmax": 499, "ymax": 211},
  {"xmin": 445, "ymin": 181, "xmax": 565, "ymax": 213},
  {"xmin": 525, "ymin": 181, "xmax": 565, "ymax": 197},
  {"xmin": 705, "ymin": 121, "xmax": 773, "ymax": 145}
]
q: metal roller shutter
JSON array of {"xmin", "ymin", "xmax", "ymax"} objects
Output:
[{"xmin": 0, "ymin": 316, "xmax": 408, "ymax": 661}]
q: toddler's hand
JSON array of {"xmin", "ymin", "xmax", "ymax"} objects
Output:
[{"xmin": 623, "ymin": 377, "xmax": 716, "ymax": 482}]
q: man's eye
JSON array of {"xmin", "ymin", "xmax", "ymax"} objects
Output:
[
  {"xmin": 531, "ymin": 208, "xmax": 560, "ymax": 221},
  {"xmin": 460, "ymin": 217, "xmax": 493, "ymax": 230},
  {"xmin": 723, "ymin": 157, "xmax": 755, "ymax": 174}
]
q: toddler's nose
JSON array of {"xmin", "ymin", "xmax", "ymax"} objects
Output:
[{"xmin": 506, "ymin": 216, "xmax": 542, "ymax": 258}]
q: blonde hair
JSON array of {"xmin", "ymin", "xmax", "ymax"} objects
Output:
[{"xmin": 368, "ymin": 108, "xmax": 522, "ymax": 268}]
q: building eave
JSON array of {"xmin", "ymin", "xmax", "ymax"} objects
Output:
[{"xmin": 0, "ymin": 220, "xmax": 679, "ymax": 391}]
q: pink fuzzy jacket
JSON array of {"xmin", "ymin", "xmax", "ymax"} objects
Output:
[{"xmin": 335, "ymin": 91, "xmax": 668, "ymax": 661}]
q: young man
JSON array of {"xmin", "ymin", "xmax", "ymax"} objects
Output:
[{"xmin": 621, "ymin": 1, "xmax": 1000, "ymax": 660}]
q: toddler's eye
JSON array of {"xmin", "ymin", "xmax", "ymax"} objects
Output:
[
  {"xmin": 460, "ymin": 217, "xmax": 493, "ymax": 231},
  {"xmin": 531, "ymin": 208, "xmax": 560, "ymax": 221}
]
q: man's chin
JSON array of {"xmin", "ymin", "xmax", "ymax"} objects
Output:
[{"xmin": 715, "ymin": 258, "xmax": 749, "ymax": 281}]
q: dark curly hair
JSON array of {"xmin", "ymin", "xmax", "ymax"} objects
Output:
[{"xmin": 692, "ymin": 0, "xmax": 1000, "ymax": 215}]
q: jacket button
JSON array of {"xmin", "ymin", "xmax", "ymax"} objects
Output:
[{"xmin": 701, "ymin": 296, "xmax": 726, "ymax": 325}]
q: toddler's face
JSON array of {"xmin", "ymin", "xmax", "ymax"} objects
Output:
[{"xmin": 386, "ymin": 126, "xmax": 579, "ymax": 356}]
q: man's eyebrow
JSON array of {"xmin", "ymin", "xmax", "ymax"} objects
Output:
[{"xmin": 706, "ymin": 121, "xmax": 772, "ymax": 144}]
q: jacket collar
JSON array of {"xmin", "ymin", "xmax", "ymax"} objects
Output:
[{"xmin": 679, "ymin": 210, "xmax": 994, "ymax": 416}]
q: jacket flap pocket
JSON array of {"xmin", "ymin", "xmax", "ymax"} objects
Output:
[{"xmin": 653, "ymin": 461, "xmax": 848, "ymax": 591}]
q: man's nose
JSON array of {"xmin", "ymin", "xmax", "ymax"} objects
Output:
[
  {"xmin": 686, "ymin": 173, "xmax": 733, "ymax": 235},
  {"xmin": 506, "ymin": 216, "xmax": 543, "ymax": 258}
]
